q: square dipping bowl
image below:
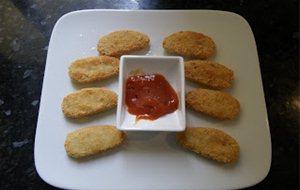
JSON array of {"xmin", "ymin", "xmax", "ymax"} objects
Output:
[{"xmin": 116, "ymin": 55, "xmax": 185, "ymax": 131}]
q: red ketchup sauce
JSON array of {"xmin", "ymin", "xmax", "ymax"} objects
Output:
[{"xmin": 125, "ymin": 73, "xmax": 179, "ymax": 121}]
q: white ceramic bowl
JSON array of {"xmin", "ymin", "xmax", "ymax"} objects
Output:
[{"xmin": 116, "ymin": 55, "xmax": 185, "ymax": 131}]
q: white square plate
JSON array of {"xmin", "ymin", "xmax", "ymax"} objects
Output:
[
  {"xmin": 35, "ymin": 10, "xmax": 271, "ymax": 190},
  {"xmin": 117, "ymin": 55, "xmax": 185, "ymax": 131}
]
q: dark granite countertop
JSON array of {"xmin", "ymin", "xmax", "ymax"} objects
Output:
[{"xmin": 0, "ymin": 0, "xmax": 298, "ymax": 189}]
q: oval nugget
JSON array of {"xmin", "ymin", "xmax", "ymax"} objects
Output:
[
  {"xmin": 186, "ymin": 88, "xmax": 240, "ymax": 120},
  {"xmin": 185, "ymin": 60, "xmax": 234, "ymax": 89},
  {"xmin": 163, "ymin": 31, "xmax": 216, "ymax": 59},
  {"xmin": 68, "ymin": 56, "xmax": 119, "ymax": 83},
  {"xmin": 65, "ymin": 125, "xmax": 125, "ymax": 158},
  {"xmin": 62, "ymin": 88, "xmax": 117, "ymax": 119},
  {"xmin": 97, "ymin": 30, "xmax": 150, "ymax": 57},
  {"xmin": 176, "ymin": 127, "xmax": 239, "ymax": 163}
]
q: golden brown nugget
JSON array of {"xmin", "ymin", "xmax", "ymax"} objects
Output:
[
  {"xmin": 97, "ymin": 30, "xmax": 150, "ymax": 57},
  {"xmin": 176, "ymin": 127, "xmax": 239, "ymax": 163},
  {"xmin": 65, "ymin": 125, "xmax": 125, "ymax": 158},
  {"xmin": 186, "ymin": 88, "xmax": 240, "ymax": 120},
  {"xmin": 185, "ymin": 60, "xmax": 234, "ymax": 89},
  {"xmin": 62, "ymin": 88, "xmax": 117, "ymax": 119},
  {"xmin": 163, "ymin": 31, "xmax": 216, "ymax": 59},
  {"xmin": 68, "ymin": 56, "xmax": 119, "ymax": 83}
]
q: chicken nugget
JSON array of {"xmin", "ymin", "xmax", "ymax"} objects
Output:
[
  {"xmin": 68, "ymin": 56, "xmax": 119, "ymax": 83},
  {"xmin": 185, "ymin": 60, "xmax": 234, "ymax": 89},
  {"xmin": 163, "ymin": 31, "xmax": 216, "ymax": 59},
  {"xmin": 62, "ymin": 88, "xmax": 117, "ymax": 119},
  {"xmin": 65, "ymin": 125, "xmax": 125, "ymax": 158},
  {"xmin": 186, "ymin": 88, "xmax": 240, "ymax": 120},
  {"xmin": 97, "ymin": 30, "xmax": 150, "ymax": 57},
  {"xmin": 176, "ymin": 127, "xmax": 239, "ymax": 163}
]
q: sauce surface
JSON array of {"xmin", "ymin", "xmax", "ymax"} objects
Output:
[{"xmin": 125, "ymin": 73, "xmax": 179, "ymax": 121}]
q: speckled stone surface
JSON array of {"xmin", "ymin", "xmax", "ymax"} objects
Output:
[{"xmin": 0, "ymin": 0, "xmax": 298, "ymax": 189}]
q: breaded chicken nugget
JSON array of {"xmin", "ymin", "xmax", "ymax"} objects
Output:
[
  {"xmin": 163, "ymin": 31, "xmax": 216, "ymax": 59},
  {"xmin": 176, "ymin": 127, "xmax": 239, "ymax": 163},
  {"xmin": 185, "ymin": 60, "xmax": 234, "ymax": 89},
  {"xmin": 68, "ymin": 56, "xmax": 119, "ymax": 83},
  {"xmin": 97, "ymin": 30, "xmax": 150, "ymax": 57},
  {"xmin": 62, "ymin": 88, "xmax": 117, "ymax": 119},
  {"xmin": 65, "ymin": 125, "xmax": 125, "ymax": 158},
  {"xmin": 186, "ymin": 88, "xmax": 240, "ymax": 120}
]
